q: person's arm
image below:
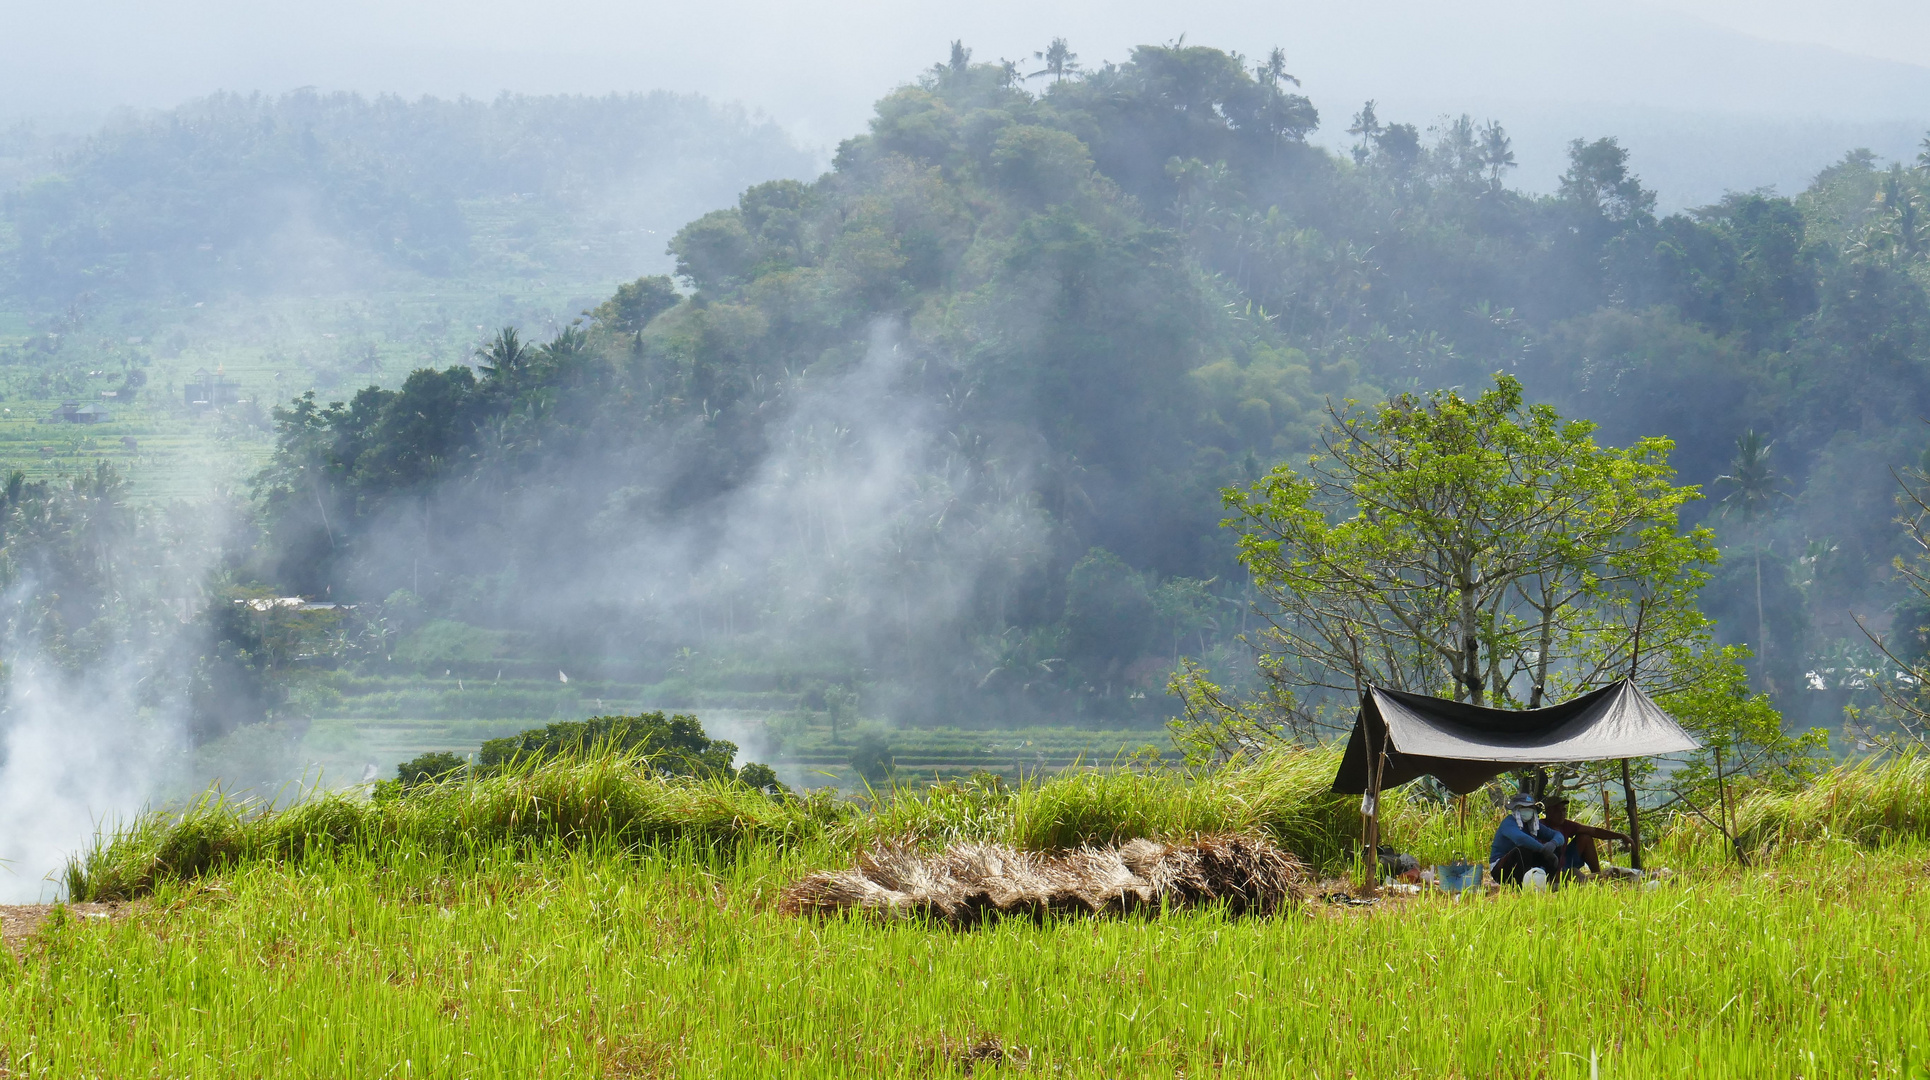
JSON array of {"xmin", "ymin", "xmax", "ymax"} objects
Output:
[
  {"xmin": 1564, "ymin": 822, "xmax": 1631, "ymax": 844},
  {"xmin": 1536, "ymin": 825, "xmax": 1565, "ymax": 853},
  {"xmin": 1495, "ymin": 817, "xmax": 1534, "ymax": 851}
]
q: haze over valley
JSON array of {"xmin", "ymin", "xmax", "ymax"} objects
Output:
[{"xmin": 2, "ymin": 1, "xmax": 1930, "ymax": 901}]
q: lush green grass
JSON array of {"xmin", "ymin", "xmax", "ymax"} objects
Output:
[
  {"xmin": 35, "ymin": 753, "xmax": 1930, "ymax": 1075},
  {"xmin": 12, "ymin": 832, "xmax": 1930, "ymax": 1077},
  {"xmin": 68, "ymin": 750, "xmax": 1369, "ymax": 902},
  {"xmin": 1734, "ymin": 752, "xmax": 1930, "ymax": 848},
  {"xmin": 84, "ymin": 746, "xmax": 1930, "ymax": 903}
]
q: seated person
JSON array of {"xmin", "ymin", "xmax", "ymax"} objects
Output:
[
  {"xmin": 1489, "ymin": 793, "xmax": 1563, "ymax": 885},
  {"xmin": 1542, "ymin": 796, "xmax": 1632, "ymax": 876}
]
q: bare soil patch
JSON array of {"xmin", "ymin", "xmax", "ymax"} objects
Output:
[{"xmin": 1, "ymin": 903, "xmax": 124, "ymax": 953}]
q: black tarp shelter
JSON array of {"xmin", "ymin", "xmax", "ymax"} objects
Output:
[{"xmin": 1331, "ymin": 679, "xmax": 1699, "ymax": 796}]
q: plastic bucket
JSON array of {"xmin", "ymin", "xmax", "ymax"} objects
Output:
[{"xmin": 1437, "ymin": 862, "xmax": 1482, "ymax": 895}]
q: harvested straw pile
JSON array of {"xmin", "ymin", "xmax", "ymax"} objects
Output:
[{"xmin": 781, "ymin": 834, "xmax": 1305, "ymax": 923}]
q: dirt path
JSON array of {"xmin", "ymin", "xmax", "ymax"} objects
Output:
[{"xmin": 1, "ymin": 903, "xmax": 124, "ymax": 953}]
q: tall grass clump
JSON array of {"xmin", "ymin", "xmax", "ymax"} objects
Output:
[
  {"xmin": 68, "ymin": 752, "xmax": 844, "ymax": 901},
  {"xmin": 855, "ymin": 748, "xmax": 1362, "ymax": 870},
  {"xmin": 1664, "ymin": 751, "xmax": 1930, "ymax": 856}
]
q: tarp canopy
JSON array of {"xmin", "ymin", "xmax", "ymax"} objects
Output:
[{"xmin": 1331, "ymin": 679, "xmax": 1700, "ymax": 796}]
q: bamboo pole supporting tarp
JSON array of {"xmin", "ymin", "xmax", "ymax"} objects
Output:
[{"xmin": 1621, "ymin": 757, "xmax": 1644, "ymax": 871}]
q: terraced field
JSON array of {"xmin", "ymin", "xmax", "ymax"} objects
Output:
[
  {"xmin": 0, "ymin": 193, "xmax": 648, "ymax": 504},
  {"xmin": 281, "ymin": 670, "xmax": 1171, "ymax": 792}
]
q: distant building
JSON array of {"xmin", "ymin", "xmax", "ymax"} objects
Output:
[
  {"xmin": 184, "ymin": 367, "xmax": 240, "ymax": 407},
  {"xmin": 44, "ymin": 401, "xmax": 111, "ymax": 424},
  {"xmin": 235, "ymin": 597, "xmax": 346, "ymax": 613}
]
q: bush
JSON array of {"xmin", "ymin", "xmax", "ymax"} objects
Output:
[
  {"xmin": 396, "ymin": 750, "xmax": 467, "ymax": 789},
  {"xmin": 477, "ymin": 712, "xmax": 742, "ymax": 780}
]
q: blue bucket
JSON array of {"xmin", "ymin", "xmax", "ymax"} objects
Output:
[{"xmin": 1437, "ymin": 862, "xmax": 1483, "ymax": 895}]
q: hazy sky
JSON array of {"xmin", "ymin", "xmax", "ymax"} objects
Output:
[{"xmin": 6, "ymin": 0, "xmax": 1928, "ymax": 204}]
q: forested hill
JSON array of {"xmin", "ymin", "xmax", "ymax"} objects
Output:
[
  {"xmin": 244, "ymin": 42, "xmax": 1930, "ymax": 728},
  {"xmin": 0, "ymin": 90, "xmax": 817, "ymax": 301}
]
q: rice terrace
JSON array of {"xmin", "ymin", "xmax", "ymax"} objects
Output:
[
  {"xmin": 8, "ymin": 7, "xmax": 1930, "ymax": 1079},
  {"xmin": 8, "ymin": 748, "xmax": 1930, "ymax": 1076}
]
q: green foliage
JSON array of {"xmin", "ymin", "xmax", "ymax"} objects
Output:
[
  {"xmin": 75, "ymin": 746, "xmax": 1363, "ymax": 900},
  {"xmin": 1223, "ymin": 374, "xmax": 1716, "ymax": 716},
  {"xmin": 70, "ymin": 753, "xmax": 845, "ymax": 901},
  {"xmin": 184, "ymin": 38, "xmax": 1930, "ymax": 733},
  {"xmin": 848, "ymin": 730, "xmax": 895, "ymax": 786},
  {"xmin": 1659, "ymin": 648, "xmax": 1831, "ymax": 806},
  {"xmin": 395, "ymin": 750, "xmax": 467, "ymax": 789},
  {"xmin": 475, "ymin": 712, "xmax": 743, "ymax": 781},
  {"xmin": 588, "ymin": 275, "xmax": 680, "ymax": 334},
  {"xmin": 391, "ymin": 619, "xmax": 515, "ymax": 667},
  {"xmin": 27, "ymin": 836, "xmax": 1930, "ymax": 1076},
  {"xmin": 1665, "ymin": 752, "xmax": 1930, "ymax": 856}
]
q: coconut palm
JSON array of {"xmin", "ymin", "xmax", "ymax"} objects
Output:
[
  {"xmin": 1029, "ymin": 38, "xmax": 1081, "ymax": 83},
  {"xmin": 1715, "ymin": 429, "xmax": 1792, "ymax": 682},
  {"xmin": 475, "ymin": 326, "xmax": 531, "ymax": 379},
  {"xmin": 1257, "ymin": 47, "xmax": 1298, "ymax": 89},
  {"xmin": 1480, "ymin": 121, "xmax": 1516, "ymax": 188}
]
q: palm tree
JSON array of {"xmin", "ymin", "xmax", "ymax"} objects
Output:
[
  {"xmin": 1715, "ymin": 429, "xmax": 1791, "ymax": 685},
  {"xmin": 1347, "ymin": 101, "xmax": 1381, "ymax": 166},
  {"xmin": 476, "ymin": 326, "xmax": 531, "ymax": 379},
  {"xmin": 1257, "ymin": 47, "xmax": 1298, "ymax": 89},
  {"xmin": 1881, "ymin": 164, "xmax": 1923, "ymax": 262},
  {"xmin": 1480, "ymin": 121, "xmax": 1516, "ymax": 188},
  {"xmin": 1029, "ymin": 38, "xmax": 1080, "ymax": 83}
]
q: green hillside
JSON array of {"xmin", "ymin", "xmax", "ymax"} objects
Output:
[{"xmin": 3, "ymin": 44, "xmax": 1930, "ymax": 792}]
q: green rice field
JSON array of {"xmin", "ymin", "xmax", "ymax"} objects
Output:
[{"xmin": 9, "ymin": 752, "xmax": 1929, "ymax": 1077}]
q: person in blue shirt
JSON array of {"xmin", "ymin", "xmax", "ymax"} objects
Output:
[{"xmin": 1490, "ymin": 793, "xmax": 1564, "ymax": 886}]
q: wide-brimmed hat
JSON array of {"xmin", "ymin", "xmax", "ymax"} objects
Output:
[{"xmin": 1505, "ymin": 793, "xmax": 1544, "ymax": 811}]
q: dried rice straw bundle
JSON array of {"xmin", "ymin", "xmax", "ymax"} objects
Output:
[{"xmin": 780, "ymin": 833, "xmax": 1305, "ymax": 924}]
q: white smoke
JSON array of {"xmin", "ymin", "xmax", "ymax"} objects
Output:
[
  {"xmin": 0, "ymin": 487, "xmax": 238, "ymax": 902},
  {"xmin": 0, "ymin": 653, "xmax": 183, "ymax": 902}
]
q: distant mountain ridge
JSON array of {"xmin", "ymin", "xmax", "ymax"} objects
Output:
[{"xmin": 0, "ymin": 90, "xmax": 816, "ymax": 302}]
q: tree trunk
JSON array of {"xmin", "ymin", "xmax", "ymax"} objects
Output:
[
  {"xmin": 1460, "ymin": 577, "xmax": 1483, "ymax": 705},
  {"xmin": 1621, "ymin": 758, "xmax": 1643, "ymax": 872},
  {"xmin": 1754, "ymin": 551, "xmax": 1769, "ymax": 690},
  {"xmin": 1529, "ymin": 595, "xmax": 1556, "ymax": 708}
]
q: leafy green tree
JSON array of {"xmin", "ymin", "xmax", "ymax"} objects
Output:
[
  {"xmin": 395, "ymin": 750, "xmax": 466, "ymax": 789},
  {"xmin": 1559, "ymin": 137, "xmax": 1656, "ymax": 224},
  {"xmin": 1856, "ymin": 448, "xmax": 1930, "ymax": 748},
  {"xmin": 1064, "ymin": 548, "xmax": 1156, "ymax": 685},
  {"xmin": 1256, "ymin": 47, "xmax": 1297, "ymax": 89},
  {"xmin": 476, "ymin": 711, "xmax": 755, "ymax": 782},
  {"xmin": 821, "ymin": 685, "xmax": 857, "ymax": 746},
  {"xmin": 1219, "ymin": 374, "xmax": 1716, "ymax": 720},
  {"xmin": 849, "ymin": 731, "xmax": 894, "ymax": 786},
  {"xmin": 589, "ymin": 275, "xmax": 680, "ymax": 335}
]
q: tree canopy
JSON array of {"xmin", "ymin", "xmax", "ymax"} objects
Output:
[
  {"xmin": 213, "ymin": 40, "xmax": 1930, "ymax": 733},
  {"xmin": 1226, "ymin": 375, "xmax": 1716, "ymax": 719}
]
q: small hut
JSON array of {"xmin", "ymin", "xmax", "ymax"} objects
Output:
[{"xmin": 1331, "ymin": 680, "xmax": 1699, "ymax": 876}]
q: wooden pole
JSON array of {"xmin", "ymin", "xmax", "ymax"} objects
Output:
[
  {"xmin": 1622, "ymin": 604, "xmax": 1646, "ymax": 872},
  {"xmin": 1621, "ymin": 758, "xmax": 1644, "ymax": 871},
  {"xmin": 1363, "ymin": 716, "xmax": 1383, "ymax": 889},
  {"xmin": 1715, "ymin": 743, "xmax": 1744, "ymax": 866},
  {"xmin": 1600, "ymin": 786, "xmax": 1615, "ymax": 852}
]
